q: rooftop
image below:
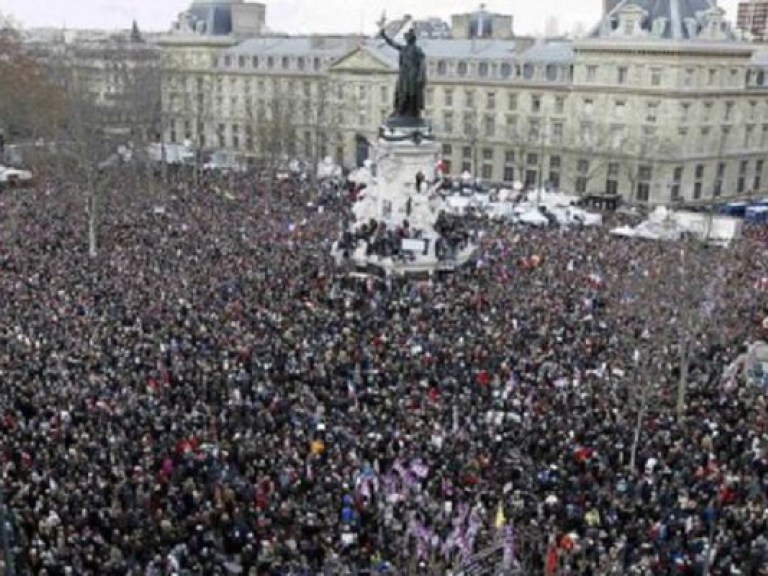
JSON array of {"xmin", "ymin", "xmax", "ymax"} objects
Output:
[{"xmin": 590, "ymin": 0, "xmax": 740, "ymax": 42}]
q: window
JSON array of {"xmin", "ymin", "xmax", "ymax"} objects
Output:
[
  {"xmin": 584, "ymin": 99, "xmax": 594, "ymax": 116},
  {"xmin": 611, "ymin": 125, "xmax": 625, "ymax": 149},
  {"xmin": 482, "ymin": 148, "xmax": 494, "ymax": 162},
  {"xmin": 500, "ymin": 63, "xmax": 512, "ymax": 79},
  {"xmin": 679, "ymin": 102, "xmax": 690, "ymax": 122},
  {"xmin": 479, "ymin": 62, "xmax": 489, "ymax": 77},
  {"xmin": 506, "ymin": 115, "xmax": 518, "ymax": 136},
  {"xmin": 577, "ymin": 159, "xmax": 590, "ymax": 174},
  {"xmin": 231, "ymin": 124, "xmax": 240, "ymax": 149},
  {"xmin": 548, "ymin": 171, "xmax": 560, "ymax": 189},
  {"xmin": 487, "ymin": 92, "xmax": 496, "ymax": 110},
  {"xmin": 297, "ymin": 57, "xmax": 305, "ymax": 70},
  {"xmin": 529, "ymin": 119, "xmax": 541, "ymax": 140},
  {"xmin": 746, "ymin": 125, "xmax": 755, "ymax": 148},
  {"xmin": 282, "ymin": 57, "xmax": 290, "ymax": 69},
  {"xmin": 684, "ymin": 68, "xmax": 694, "ymax": 88},
  {"xmin": 523, "ymin": 63, "xmax": 535, "ymax": 79},
  {"xmin": 693, "ymin": 182, "xmax": 702, "ymax": 199},
  {"xmin": 636, "ymin": 182, "xmax": 650, "ymax": 202},
  {"xmin": 503, "ymin": 166, "xmax": 515, "ymax": 182},
  {"xmin": 587, "ymin": 65, "xmax": 597, "ymax": 82},
  {"xmin": 531, "ymin": 95, "xmax": 542, "ymax": 113},
  {"xmin": 545, "ymin": 64, "xmax": 558, "ymax": 81},
  {"xmin": 617, "ymin": 66, "xmax": 628, "ymax": 85},
  {"xmin": 576, "ymin": 175, "xmax": 587, "ymax": 194},
  {"xmin": 458, "ymin": 61, "xmax": 468, "ymax": 76},
  {"xmin": 550, "ymin": 155, "xmax": 562, "ymax": 170},
  {"xmin": 444, "ymin": 89, "xmax": 453, "ymax": 107},
  {"xmin": 505, "ymin": 150, "xmax": 515, "ymax": 164},
  {"xmin": 314, "ymin": 57, "xmax": 321, "ymax": 71},
  {"xmin": 606, "ymin": 162, "xmax": 620, "ymax": 196},
  {"xmin": 552, "ymin": 122, "xmax": 564, "ymax": 143},
  {"xmin": 267, "ymin": 56, "xmax": 274, "ymax": 69},
  {"xmin": 442, "ymin": 143, "xmax": 453, "ymax": 157},
  {"xmin": 443, "ymin": 111, "xmax": 454, "ymax": 133},
  {"xmin": 508, "ymin": 93, "xmax": 518, "ymax": 111},
  {"xmin": 624, "ymin": 19, "xmax": 634, "ymax": 35},
  {"xmin": 614, "ymin": 101, "xmax": 626, "ymax": 119},
  {"xmin": 465, "ymin": 90, "xmax": 475, "ymax": 107},
  {"xmin": 238, "ymin": 55, "xmax": 246, "ymax": 68},
  {"xmin": 426, "ymin": 88, "xmax": 434, "ymax": 107},
  {"xmin": 651, "ymin": 69, "xmax": 662, "ymax": 86},
  {"xmin": 463, "ymin": 112, "xmax": 475, "ymax": 134},
  {"xmin": 725, "ymin": 101, "xmax": 734, "ymax": 122},
  {"xmin": 527, "ymin": 153, "xmax": 538, "ymax": 166},
  {"xmin": 484, "ymin": 115, "xmax": 496, "ymax": 137},
  {"xmin": 224, "ymin": 55, "xmax": 232, "ymax": 67},
  {"xmin": 437, "ymin": 60, "xmax": 447, "ymax": 75},
  {"xmin": 646, "ymin": 102, "xmax": 659, "ymax": 123},
  {"xmin": 463, "ymin": 146, "xmax": 472, "ymax": 159},
  {"xmin": 554, "ymin": 97, "xmax": 565, "ymax": 115},
  {"xmin": 708, "ymin": 68, "xmax": 717, "ymax": 86},
  {"xmin": 671, "ymin": 166, "xmax": 683, "ymax": 201}
]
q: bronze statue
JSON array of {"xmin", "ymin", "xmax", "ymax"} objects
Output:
[{"xmin": 379, "ymin": 27, "xmax": 427, "ymax": 120}]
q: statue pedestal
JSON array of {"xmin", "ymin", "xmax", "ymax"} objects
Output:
[{"xmin": 333, "ymin": 122, "xmax": 477, "ymax": 277}]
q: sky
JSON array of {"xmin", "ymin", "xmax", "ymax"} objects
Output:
[{"xmin": 0, "ymin": 0, "xmax": 743, "ymax": 36}]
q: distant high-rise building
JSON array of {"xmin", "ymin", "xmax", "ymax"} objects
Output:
[
  {"xmin": 545, "ymin": 16, "xmax": 560, "ymax": 38},
  {"xmin": 737, "ymin": 0, "xmax": 768, "ymax": 41}
]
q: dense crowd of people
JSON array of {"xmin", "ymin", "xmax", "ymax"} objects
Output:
[{"xmin": 0, "ymin": 171, "xmax": 766, "ymax": 575}]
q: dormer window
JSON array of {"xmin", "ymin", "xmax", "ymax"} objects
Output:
[
  {"xmin": 546, "ymin": 64, "xmax": 558, "ymax": 81},
  {"xmin": 458, "ymin": 61, "xmax": 468, "ymax": 76},
  {"xmin": 613, "ymin": 4, "xmax": 648, "ymax": 38},
  {"xmin": 523, "ymin": 63, "xmax": 534, "ymax": 79},
  {"xmin": 437, "ymin": 60, "xmax": 447, "ymax": 75}
]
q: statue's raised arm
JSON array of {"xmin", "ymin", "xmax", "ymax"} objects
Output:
[{"xmin": 379, "ymin": 27, "xmax": 402, "ymax": 51}]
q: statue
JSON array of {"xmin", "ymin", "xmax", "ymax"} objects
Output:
[{"xmin": 379, "ymin": 23, "xmax": 427, "ymax": 121}]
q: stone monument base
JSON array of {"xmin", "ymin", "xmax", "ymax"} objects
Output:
[{"xmin": 333, "ymin": 120, "xmax": 477, "ymax": 277}]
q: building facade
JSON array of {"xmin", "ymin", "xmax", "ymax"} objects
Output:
[
  {"xmin": 738, "ymin": 0, "xmax": 768, "ymax": 41},
  {"xmin": 160, "ymin": 0, "xmax": 768, "ymax": 205},
  {"xmin": 24, "ymin": 25, "xmax": 162, "ymax": 138}
]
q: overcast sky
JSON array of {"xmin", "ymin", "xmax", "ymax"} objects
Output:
[{"xmin": 1, "ymin": 0, "xmax": 742, "ymax": 36}]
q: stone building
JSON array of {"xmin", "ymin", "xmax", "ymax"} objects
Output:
[{"xmin": 159, "ymin": 0, "xmax": 768, "ymax": 204}]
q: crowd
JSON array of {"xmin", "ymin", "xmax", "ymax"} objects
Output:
[{"xmin": 0, "ymin": 171, "xmax": 767, "ymax": 576}]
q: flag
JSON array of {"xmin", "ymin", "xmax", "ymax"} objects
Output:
[
  {"xmin": 502, "ymin": 524, "xmax": 516, "ymax": 568},
  {"xmin": 495, "ymin": 501, "xmax": 506, "ymax": 529},
  {"xmin": 546, "ymin": 545, "xmax": 558, "ymax": 576}
]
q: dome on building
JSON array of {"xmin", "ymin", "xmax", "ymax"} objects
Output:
[{"xmin": 186, "ymin": 0, "xmax": 242, "ymax": 35}]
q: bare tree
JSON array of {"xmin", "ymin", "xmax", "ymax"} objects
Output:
[
  {"xmin": 0, "ymin": 26, "xmax": 67, "ymax": 151},
  {"xmin": 301, "ymin": 78, "xmax": 342, "ymax": 189}
]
